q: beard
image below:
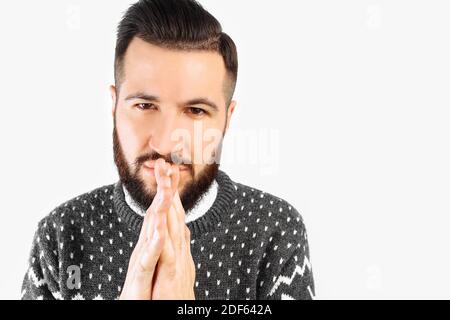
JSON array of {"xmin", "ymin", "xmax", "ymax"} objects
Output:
[{"xmin": 112, "ymin": 124, "xmax": 222, "ymax": 213}]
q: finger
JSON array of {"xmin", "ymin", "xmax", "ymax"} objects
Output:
[
  {"xmin": 155, "ymin": 159, "xmax": 172, "ymax": 190},
  {"xmin": 171, "ymin": 191, "xmax": 188, "ymax": 254},
  {"xmin": 128, "ymin": 207, "xmax": 153, "ymax": 277},
  {"xmin": 153, "ymin": 160, "xmax": 173, "ymax": 231},
  {"xmin": 184, "ymin": 225, "xmax": 196, "ymax": 281},
  {"xmin": 128, "ymin": 184, "xmax": 154, "ymax": 260},
  {"xmin": 159, "ymin": 206, "xmax": 176, "ymax": 264},
  {"xmin": 151, "ymin": 180, "xmax": 175, "ymax": 262},
  {"xmin": 136, "ymin": 159, "xmax": 169, "ymax": 248},
  {"xmin": 138, "ymin": 207, "xmax": 152, "ymax": 244},
  {"xmin": 170, "ymin": 164, "xmax": 180, "ymax": 195},
  {"xmin": 184, "ymin": 225, "xmax": 191, "ymax": 249},
  {"xmin": 139, "ymin": 214, "xmax": 166, "ymax": 271},
  {"xmin": 167, "ymin": 202, "xmax": 182, "ymax": 253},
  {"xmin": 130, "ymin": 221, "xmax": 166, "ymax": 298},
  {"xmin": 150, "ymin": 186, "xmax": 172, "ymax": 234},
  {"xmin": 173, "ymin": 191, "xmax": 186, "ymax": 234},
  {"xmin": 153, "ymin": 160, "xmax": 173, "ymax": 214},
  {"xmin": 129, "ymin": 214, "xmax": 166, "ymax": 294},
  {"xmin": 163, "ymin": 164, "xmax": 182, "ymax": 253},
  {"xmin": 142, "ymin": 161, "xmax": 173, "ymax": 265}
]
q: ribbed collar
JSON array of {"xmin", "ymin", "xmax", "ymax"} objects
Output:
[{"xmin": 113, "ymin": 170, "xmax": 236, "ymax": 239}]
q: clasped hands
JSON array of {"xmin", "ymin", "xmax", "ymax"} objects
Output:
[{"xmin": 120, "ymin": 158, "xmax": 196, "ymax": 300}]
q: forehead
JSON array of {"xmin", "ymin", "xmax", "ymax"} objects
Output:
[{"xmin": 121, "ymin": 37, "xmax": 227, "ymax": 106}]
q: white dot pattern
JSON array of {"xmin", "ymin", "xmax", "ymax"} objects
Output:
[{"xmin": 21, "ymin": 171, "xmax": 315, "ymax": 300}]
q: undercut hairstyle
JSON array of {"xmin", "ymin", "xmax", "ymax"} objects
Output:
[{"xmin": 114, "ymin": 0, "xmax": 238, "ymax": 107}]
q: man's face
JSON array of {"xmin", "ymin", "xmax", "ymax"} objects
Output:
[{"xmin": 111, "ymin": 37, "xmax": 235, "ymax": 212}]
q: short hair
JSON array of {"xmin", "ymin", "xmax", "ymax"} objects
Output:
[{"xmin": 114, "ymin": 0, "xmax": 238, "ymax": 106}]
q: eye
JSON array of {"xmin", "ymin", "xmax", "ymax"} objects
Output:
[
  {"xmin": 186, "ymin": 107, "xmax": 207, "ymax": 116},
  {"xmin": 135, "ymin": 103, "xmax": 157, "ymax": 111}
]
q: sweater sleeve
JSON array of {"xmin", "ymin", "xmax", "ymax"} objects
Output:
[
  {"xmin": 265, "ymin": 247, "xmax": 315, "ymax": 300},
  {"xmin": 21, "ymin": 217, "xmax": 61, "ymax": 300},
  {"xmin": 261, "ymin": 217, "xmax": 316, "ymax": 300}
]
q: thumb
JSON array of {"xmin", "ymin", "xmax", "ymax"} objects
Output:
[{"xmin": 139, "ymin": 226, "xmax": 165, "ymax": 271}]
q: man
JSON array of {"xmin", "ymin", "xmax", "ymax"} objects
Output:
[{"xmin": 21, "ymin": 0, "xmax": 315, "ymax": 300}]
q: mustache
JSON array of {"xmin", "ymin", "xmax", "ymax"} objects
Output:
[{"xmin": 135, "ymin": 151, "xmax": 194, "ymax": 174}]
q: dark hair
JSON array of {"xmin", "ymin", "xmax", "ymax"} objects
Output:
[{"xmin": 114, "ymin": 0, "xmax": 238, "ymax": 106}]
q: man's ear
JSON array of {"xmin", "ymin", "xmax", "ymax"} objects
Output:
[
  {"xmin": 225, "ymin": 100, "xmax": 237, "ymax": 133},
  {"xmin": 109, "ymin": 85, "xmax": 117, "ymax": 118}
]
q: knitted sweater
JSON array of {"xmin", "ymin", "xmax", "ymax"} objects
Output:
[{"xmin": 21, "ymin": 170, "xmax": 315, "ymax": 300}]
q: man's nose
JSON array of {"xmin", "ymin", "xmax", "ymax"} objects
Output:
[{"xmin": 148, "ymin": 115, "xmax": 183, "ymax": 157}]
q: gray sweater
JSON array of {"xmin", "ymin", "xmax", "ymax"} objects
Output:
[{"xmin": 21, "ymin": 170, "xmax": 315, "ymax": 300}]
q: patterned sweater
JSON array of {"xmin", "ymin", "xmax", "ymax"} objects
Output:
[{"xmin": 21, "ymin": 170, "xmax": 315, "ymax": 300}]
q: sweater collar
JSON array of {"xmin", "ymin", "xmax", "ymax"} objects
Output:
[{"xmin": 113, "ymin": 170, "xmax": 236, "ymax": 238}]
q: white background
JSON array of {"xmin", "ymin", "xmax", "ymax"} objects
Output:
[{"xmin": 1, "ymin": 0, "xmax": 449, "ymax": 299}]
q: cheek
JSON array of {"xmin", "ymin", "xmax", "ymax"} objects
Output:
[
  {"xmin": 202, "ymin": 124, "xmax": 224, "ymax": 163},
  {"xmin": 116, "ymin": 116, "xmax": 147, "ymax": 165},
  {"xmin": 186, "ymin": 119, "xmax": 224, "ymax": 164}
]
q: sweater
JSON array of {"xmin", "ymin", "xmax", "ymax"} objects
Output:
[{"xmin": 21, "ymin": 170, "xmax": 315, "ymax": 300}]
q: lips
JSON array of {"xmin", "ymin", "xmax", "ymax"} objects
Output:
[
  {"xmin": 143, "ymin": 161, "xmax": 155, "ymax": 169},
  {"xmin": 143, "ymin": 161, "xmax": 189, "ymax": 171}
]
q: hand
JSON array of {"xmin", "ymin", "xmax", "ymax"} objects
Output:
[
  {"xmin": 119, "ymin": 159, "xmax": 175, "ymax": 299},
  {"xmin": 151, "ymin": 160, "xmax": 196, "ymax": 300}
]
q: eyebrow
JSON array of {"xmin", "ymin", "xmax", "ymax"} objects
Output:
[
  {"xmin": 125, "ymin": 92, "xmax": 219, "ymax": 112},
  {"xmin": 125, "ymin": 93, "xmax": 160, "ymax": 102}
]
